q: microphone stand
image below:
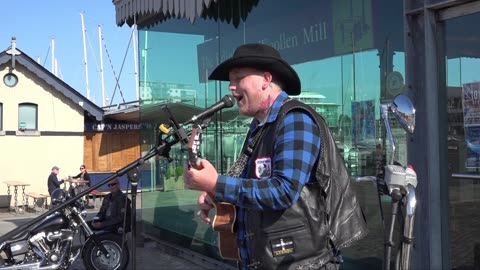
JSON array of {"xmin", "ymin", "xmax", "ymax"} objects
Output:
[{"xmin": 127, "ymin": 167, "xmax": 141, "ymax": 270}]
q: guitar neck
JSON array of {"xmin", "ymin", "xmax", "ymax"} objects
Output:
[
  {"xmin": 206, "ymin": 191, "xmax": 216, "ymax": 204},
  {"xmin": 187, "ymin": 126, "xmax": 202, "ymax": 169}
]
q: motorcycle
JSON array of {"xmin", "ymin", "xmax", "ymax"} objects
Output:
[
  {"xmin": 357, "ymin": 94, "xmax": 417, "ymax": 270},
  {"xmin": 378, "ymin": 94, "xmax": 417, "ymax": 270},
  {"xmin": 0, "ymin": 188, "xmax": 129, "ymax": 270}
]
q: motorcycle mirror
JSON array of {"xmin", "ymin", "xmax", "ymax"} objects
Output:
[
  {"xmin": 390, "ymin": 94, "xmax": 415, "ymax": 134},
  {"xmin": 381, "ymin": 94, "xmax": 416, "ymax": 165}
]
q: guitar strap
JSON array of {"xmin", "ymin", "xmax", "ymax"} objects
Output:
[
  {"xmin": 227, "ymin": 99, "xmax": 289, "ymax": 177},
  {"xmin": 226, "ymin": 125, "xmax": 267, "ymax": 178}
]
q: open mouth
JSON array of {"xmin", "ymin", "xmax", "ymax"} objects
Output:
[{"xmin": 235, "ymin": 96, "xmax": 244, "ymax": 103}]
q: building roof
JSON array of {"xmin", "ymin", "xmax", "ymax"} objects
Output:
[
  {"xmin": 0, "ymin": 47, "xmax": 104, "ymax": 121},
  {"xmin": 113, "ymin": 0, "xmax": 259, "ymax": 28},
  {"xmin": 103, "ymin": 99, "xmax": 240, "ymax": 124}
]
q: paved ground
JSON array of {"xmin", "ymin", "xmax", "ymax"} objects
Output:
[
  {"xmin": 0, "ymin": 207, "xmax": 212, "ymax": 270},
  {"xmin": 2, "ymin": 184, "xmax": 479, "ymax": 270}
]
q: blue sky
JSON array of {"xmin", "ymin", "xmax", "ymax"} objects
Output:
[
  {"xmin": 4, "ymin": 0, "xmax": 474, "ymax": 110},
  {"xmin": 2, "ymin": 1, "xmax": 136, "ymax": 106}
]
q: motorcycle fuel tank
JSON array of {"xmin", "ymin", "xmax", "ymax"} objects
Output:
[{"xmin": 31, "ymin": 211, "xmax": 69, "ymax": 235}]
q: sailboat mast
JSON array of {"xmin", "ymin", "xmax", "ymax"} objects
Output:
[
  {"xmin": 132, "ymin": 24, "xmax": 139, "ymax": 101},
  {"xmin": 80, "ymin": 12, "xmax": 90, "ymax": 100},
  {"xmin": 98, "ymin": 24, "xmax": 106, "ymax": 107},
  {"xmin": 55, "ymin": 58, "xmax": 58, "ymax": 77},
  {"xmin": 143, "ymin": 31, "xmax": 148, "ymax": 98},
  {"xmin": 51, "ymin": 38, "xmax": 55, "ymax": 75}
]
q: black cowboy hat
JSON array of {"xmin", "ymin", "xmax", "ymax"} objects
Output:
[{"xmin": 208, "ymin": 43, "xmax": 301, "ymax": 95}]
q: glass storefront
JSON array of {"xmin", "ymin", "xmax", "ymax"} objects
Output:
[
  {"xmin": 137, "ymin": 0, "xmax": 407, "ymax": 268},
  {"xmin": 445, "ymin": 12, "xmax": 480, "ymax": 270}
]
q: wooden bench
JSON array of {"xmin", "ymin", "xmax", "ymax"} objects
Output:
[
  {"xmin": 26, "ymin": 192, "xmax": 48, "ymax": 212},
  {"xmin": 88, "ymin": 190, "xmax": 110, "ymax": 209}
]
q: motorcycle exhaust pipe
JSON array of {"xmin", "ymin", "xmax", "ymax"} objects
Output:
[
  {"xmin": 0, "ymin": 253, "xmax": 62, "ymax": 270},
  {"xmin": 54, "ymin": 240, "xmax": 71, "ymax": 268},
  {"xmin": 0, "ymin": 243, "xmax": 72, "ymax": 270},
  {"xmin": 0, "ymin": 262, "xmax": 41, "ymax": 270},
  {"xmin": 0, "ymin": 262, "xmax": 65, "ymax": 270},
  {"xmin": 0, "ymin": 262, "xmax": 67, "ymax": 270}
]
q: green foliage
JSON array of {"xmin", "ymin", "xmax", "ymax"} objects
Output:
[
  {"xmin": 165, "ymin": 165, "xmax": 184, "ymax": 181},
  {"xmin": 175, "ymin": 166, "xmax": 184, "ymax": 179},
  {"xmin": 165, "ymin": 166, "xmax": 175, "ymax": 179}
]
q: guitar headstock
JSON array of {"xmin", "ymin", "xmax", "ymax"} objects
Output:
[{"xmin": 187, "ymin": 125, "xmax": 202, "ymax": 169}]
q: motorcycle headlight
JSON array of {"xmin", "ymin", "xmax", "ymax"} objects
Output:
[{"xmin": 81, "ymin": 209, "xmax": 87, "ymax": 219}]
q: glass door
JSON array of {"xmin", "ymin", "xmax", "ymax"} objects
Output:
[{"xmin": 444, "ymin": 11, "xmax": 480, "ymax": 270}]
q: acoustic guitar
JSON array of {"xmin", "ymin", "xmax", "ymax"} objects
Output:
[{"xmin": 187, "ymin": 125, "xmax": 240, "ymax": 260}]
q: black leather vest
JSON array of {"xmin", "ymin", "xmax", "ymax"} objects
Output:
[{"xmin": 243, "ymin": 99, "xmax": 368, "ymax": 270}]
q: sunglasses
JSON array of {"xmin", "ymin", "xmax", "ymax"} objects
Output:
[
  {"xmin": 80, "ymin": 167, "xmax": 85, "ymax": 170},
  {"xmin": 108, "ymin": 182, "xmax": 118, "ymax": 187}
]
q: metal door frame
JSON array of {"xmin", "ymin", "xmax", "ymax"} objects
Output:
[{"xmin": 405, "ymin": 1, "xmax": 480, "ymax": 269}]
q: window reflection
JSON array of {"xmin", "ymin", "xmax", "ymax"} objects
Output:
[
  {"xmin": 139, "ymin": 0, "xmax": 405, "ymax": 268},
  {"xmin": 18, "ymin": 103, "xmax": 37, "ymax": 131},
  {"xmin": 445, "ymin": 11, "xmax": 480, "ymax": 270}
]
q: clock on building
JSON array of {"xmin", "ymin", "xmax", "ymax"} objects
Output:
[
  {"xmin": 386, "ymin": 71, "xmax": 404, "ymax": 96},
  {"xmin": 3, "ymin": 72, "xmax": 18, "ymax": 87}
]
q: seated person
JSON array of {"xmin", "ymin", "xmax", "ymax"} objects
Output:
[
  {"xmin": 71, "ymin": 164, "xmax": 91, "ymax": 183},
  {"xmin": 71, "ymin": 165, "xmax": 92, "ymax": 207},
  {"xmin": 90, "ymin": 178, "xmax": 131, "ymax": 233}
]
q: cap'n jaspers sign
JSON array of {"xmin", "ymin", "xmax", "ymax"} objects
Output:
[{"xmin": 85, "ymin": 123, "xmax": 143, "ymax": 132}]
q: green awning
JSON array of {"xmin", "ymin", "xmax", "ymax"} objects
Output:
[{"xmin": 113, "ymin": 0, "xmax": 258, "ymax": 28}]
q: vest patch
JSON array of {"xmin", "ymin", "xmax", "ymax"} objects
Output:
[
  {"xmin": 271, "ymin": 237, "xmax": 295, "ymax": 257},
  {"xmin": 255, "ymin": 156, "xmax": 271, "ymax": 178}
]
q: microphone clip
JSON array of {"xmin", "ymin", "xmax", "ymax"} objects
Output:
[
  {"xmin": 189, "ymin": 116, "xmax": 213, "ymax": 129},
  {"xmin": 161, "ymin": 105, "xmax": 189, "ymax": 145}
]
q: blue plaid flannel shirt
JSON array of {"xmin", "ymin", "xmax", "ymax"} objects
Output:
[{"xmin": 215, "ymin": 91, "xmax": 321, "ymax": 269}]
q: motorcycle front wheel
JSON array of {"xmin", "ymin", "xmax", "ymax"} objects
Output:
[{"xmin": 82, "ymin": 233, "xmax": 129, "ymax": 270}]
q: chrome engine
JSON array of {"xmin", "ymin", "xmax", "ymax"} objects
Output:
[
  {"xmin": 2, "ymin": 230, "xmax": 77, "ymax": 270},
  {"xmin": 29, "ymin": 232, "xmax": 49, "ymax": 255}
]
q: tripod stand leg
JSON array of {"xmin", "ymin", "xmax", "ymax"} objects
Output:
[{"xmin": 127, "ymin": 167, "xmax": 141, "ymax": 270}]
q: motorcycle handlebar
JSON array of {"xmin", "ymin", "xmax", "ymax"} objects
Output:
[{"xmin": 352, "ymin": 176, "xmax": 377, "ymax": 182}]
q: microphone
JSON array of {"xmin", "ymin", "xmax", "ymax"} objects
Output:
[{"xmin": 184, "ymin": 95, "xmax": 235, "ymax": 125}]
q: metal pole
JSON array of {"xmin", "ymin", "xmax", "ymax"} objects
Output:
[
  {"xmin": 384, "ymin": 189, "xmax": 402, "ymax": 270},
  {"xmin": 130, "ymin": 181, "xmax": 138, "ymax": 270},
  {"xmin": 132, "ymin": 24, "xmax": 139, "ymax": 102},
  {"xmin": 401, "ymin": 185, "xmax": 417, "ymax": 270},
  {"xmin": 142, "ymin": 31, "xmax": 148, "ymax": 98},
  {"xmin": 98, "ymin": 25, "xmax": 106, "ymax": 107},
  {"xmin": 51, "ymin": 38, "xmax": 55, "ymax": 75},
  {"xmin": 80, "ymin": 12, "xmax": 90, "ymax": 100},
  {"xmin": 54, "ymin": 58, "xmax": 58, "ymax": 77}
]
